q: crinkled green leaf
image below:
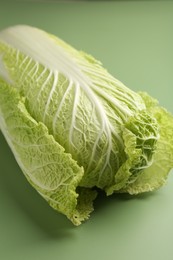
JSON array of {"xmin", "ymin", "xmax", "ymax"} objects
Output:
[
  {"xmin": 106, "ymin": 110, "xmax": 159, "ymax": 195},
  {"xmin": 0, "ymin": 79, "xmax": 97, "ymax": 225},
  {"xmin": 119, "ymin": 92, "xmax": 173, "ymax": 194}
]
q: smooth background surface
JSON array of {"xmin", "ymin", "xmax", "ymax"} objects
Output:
[{"xmin": 0, "ymin": 1, "xmax": 173, "ymax": 260}]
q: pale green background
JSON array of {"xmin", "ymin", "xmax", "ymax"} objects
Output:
[{"xmin": 0, "ymin": 1, "xmax": 173, "ymax": 260}]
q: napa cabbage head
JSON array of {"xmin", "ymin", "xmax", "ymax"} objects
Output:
[{"xmin": 0, "ymin": 25, "xmax": 173, "ymax": 225}]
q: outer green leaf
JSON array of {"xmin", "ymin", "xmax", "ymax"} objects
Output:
[{"xmin": 0, "ymin": 79, "xmax": 96, "ymax": 225}]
